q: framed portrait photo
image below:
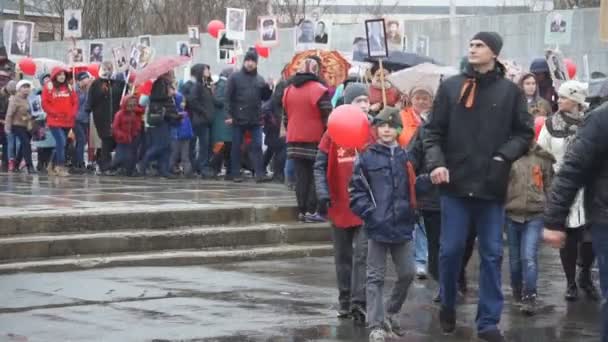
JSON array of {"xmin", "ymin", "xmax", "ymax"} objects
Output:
[
  {"xmin": 226, "ymin": 8, "xmax": 246, "ymax": 41},
  {"xmin": 64, "ymin": 9, "xmax": 82, "ymax": 38},
  {"xmin": 365, "ymin": 19, "xmax": 388, "ymax": 58},
  {"xmin": 8, "ymin": 20, "xmax": 35, "ymax": 57},
  {"xmin": 314, "ymin": 20, "xmax": 332, "ymax": 50},
  {"xmin": 88, "ymin": 42, "xmax": 104, "ymax": 63},
  {"xmin": 259, "ymin": 16, "xmax": 278, "ymax": 47},
  {"xmin": 188, "ymin": 25, "xmax": 201, "ymax": 47}
]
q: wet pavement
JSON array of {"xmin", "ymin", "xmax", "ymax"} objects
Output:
[
  {"xmin": 0, "ymin": 249, "xmax": 601, "ymax": 342},
  {"xmin": 0, "ymin": 173, "xmax": 294, "ymax": 217}
]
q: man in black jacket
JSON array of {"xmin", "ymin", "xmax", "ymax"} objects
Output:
[
  {"xmin": 423, "ymin": 32, "xmax": 533, "ymax": 342},
  {"xmin": 86, "ymin": 62, "xmax": 125, "ymax": 173},
  {"xmin": 225, "ymin": 49, "xmax": 272, "ymax": 182},
  {"xmin": 544, "ymin": 103, "xmax": 608, "ymax": 342},
  {"xmin": 185, "ymin": 64, "xmax": 217, "ymax": 177}
]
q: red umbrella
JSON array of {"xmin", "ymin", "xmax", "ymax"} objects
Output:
[{"xmin": 134, "ymin": 55, "xmax": 190, "ymax": 86}]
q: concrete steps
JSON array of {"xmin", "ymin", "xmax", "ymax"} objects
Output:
[
  {"xmin": 0, "ymin": 204, "xmax": 334, "ymax": 274},
  {"xmin": 0, "ymin": 243, "xmax": 333, "ymax": 274},
  {"xmin": 0, "ymin": 223, "xmax": 331, "ymax": 260}
]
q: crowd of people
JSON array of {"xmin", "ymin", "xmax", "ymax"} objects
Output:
[
  {"xmin": 282, "ymin": 31, "xmax": 608, "ymax": 342},
  {"xmin": 1, "ymin": 29, "xmax": 608, "ymax": 342}
]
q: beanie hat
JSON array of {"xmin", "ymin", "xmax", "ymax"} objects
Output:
[
  {"xmin": 343, "ymin": 83, "xmax": 369, "ymax": 104},
  {"xmin": 529, "ymin": 58, "xmax": 550, "ymax": 74},
  {"xmin": 373, "ymin": 106, "xmax": 402, "ymax": 129},
  {"xmin": 38, "ymin": 73, "xmax": 51, "ymax": 85},
  {"xmin": 409, "ymin": 85, "xmax": 434, "ymax": 99},
  {"xmin": 471, "ymin": 31, "xmax": 503, "ymax": 56},
  {"xmin": 16, "ymin": 79, "xmax": 32, "ymax": 90},
  {"xmin": 298, "ymin": 57, "xmax": 320, "ymax": 76},
  {"xmin": 244, "ymin": 50, "xmax": 259, "ymax": 63},
  {"xmin": 76, "ymin": 71, "xmax": 90, "ymax": 82},
  {"xmin": 558, "ymin": 80, "xmax": 589, "ymax": 108}
]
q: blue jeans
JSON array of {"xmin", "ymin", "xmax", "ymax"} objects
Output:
[
  {"xmin": 74, "ymin": 121, "xmax": 89, "ymax": 167},
  {"xmin": 140, "ymin": 123, "xmax": 171, "ymax": 177},
  {"xmin": 193, "ymin": 124, "xmax": 212, "ymax": 175},
  {"xmin": 6, "ymin": 132, "xmax": 18, "ymax": 160},
  {"xmin": 285, "ymin": 158, "xmax": 295, "ymax": 184},
  {"xmin": 230, "ymin": 124, "xmax": 264, "ymax": 178},
  {"xmin": 439, "ymin": 195, "xmax": 504, "ymax": 333},
  {"xmin": 414, "ymin": 220, "xmax": 428, "ymax": 270},
  {"xmin": 49, "ymin": 127, "xmax": 68, "ymax": 166},
  {"xmin": 590, "ymin": 224, "xmax": 608, "ymax": 342},
  {"xmin": 111, "ymin": 142, "xmax": 136, "ymax": 174},
  {"xmin": 11, "ymin": 126, "xmax": 33, "ymax": 168},
  {"xmin": 506, "ymin": 218, "xmax": 543, "ymax": 296}
]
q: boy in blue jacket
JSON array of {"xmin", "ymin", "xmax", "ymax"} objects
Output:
[{"xmin": 350, "ymin": 106, "xmax": 428, "ymax": 342}]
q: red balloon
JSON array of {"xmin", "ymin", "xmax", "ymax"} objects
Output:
[
  {"xmin": 255, "ymin": 44, "xmax": 270, "ymax": 58},
  {"xmin": 328, "ymin": 105, "xmax": 370, "ymax": 149},
  {"xmin": 18, "ymin": 58, "xmax": 36, "ymax": 76},
  {"xmin": 207, "ymin": 20, "xmax": 225, "ymax": 39},
  {"xmin": 138, "ymin": 80, "xmax": 153, "ymax": 96},
  {"xmin": 534, "ymin": 116, "xmax": 546, "ymax": 141},
  {"xmin": 87, "ymin": 63, "xmax": 100, "ymax": 78},
  {"xmin": 564, "ymin": 58, "xmax": 577, "ymax": 79}
]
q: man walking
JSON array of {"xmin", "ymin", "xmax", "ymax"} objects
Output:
[
  {"xmin": 544, "ymin": 103, "xmax": 608, "ymax": 342},
  {"xmin": 225, "ymin": 49, "xmax": 272, "ymax": 183},
  {"xmin": 424, "ymin": 32, "xmax": 533, "ymax": 341}
]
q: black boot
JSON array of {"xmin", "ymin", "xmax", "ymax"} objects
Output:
[
  {"xmin": 578, "ymin": 269, "xmax": 600, "ymax": 301},
  {"xmin": 439, "ymin": 306, "xmax": 456, "ymax": 334},
  {"xmin": 351, "ymin": 304, "xmax": 366, "ymax": 326},
  {"xmin": 512, "ymin": 285, "xmax": 522, "ymax": 303},
  {"xmin": 521, "ymin": 293, "xmax": 537, "ymax": 316},
  {"xmin": 565, "ymin": 283, "xmax": 578, "ymax": 301}
]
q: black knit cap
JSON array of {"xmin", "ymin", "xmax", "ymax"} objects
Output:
[
  {"xmin": 244, "ymin": 49, "xmax": 258, "ymax": 63},
  {"xmin": 471, "ymin": 31, "xmax": 503, "ymax": 56}
]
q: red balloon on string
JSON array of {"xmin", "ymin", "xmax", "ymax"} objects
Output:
[
  {"xmin": 207, "ymin": 20, "xmax": 225, "ymax": 39},
  {"xmin": 327, "ymin": 105, "xmax": 370, "ymax": 149},
  {"xmin": 87, "ymin": 63, "xmax": 100, "ymax": 78},
  {"xmin": 534, "ymin": 116, "xmax": 546, "ymax": 141},
  {"xmin": 18, "ymin": 58, "xmax": 36, "ymax": 76},
  {"xmin": 255, "ymin": 44, "xmax": 270, "ymax": 58},
  {"xmin": 563, "ymin": 58, "xmax": 577, "ymax": 79}
]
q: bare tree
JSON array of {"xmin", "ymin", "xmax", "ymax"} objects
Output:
[{"xmin": 272, "ymin": 0, "xmax": 334, "ymax": 26}]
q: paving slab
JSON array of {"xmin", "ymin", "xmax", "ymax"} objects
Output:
[{"xmin": 0, "ymin": 247, "xmax": 601, "ymax": 342}]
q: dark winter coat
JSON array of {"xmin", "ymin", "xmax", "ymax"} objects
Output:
[
  {"xmin": 186, "ymin": 64, "xmax": 216, "ymax": 127},
  {"xmin": 211, "ymin": 77, "xmax": 232, "ymax": 143},
  {"xmin": 423, "ymin": 61, "xmax": 534, "ymax": 202},
  {"xmin": 225, "ymin": 67, "xmax": 272, "ymax": 126},
  {"xmin": 349, "ymin": 143, "xmax": 418, "ymax": 243},
  {"xmin": 87, "ymin": 77, "xmax": 125, "ymax": 138},
  {"xmin": 408, "ymin": 120, "xmax": 440, "ymax": 212},
  {"xmin": 544, "ymin": 103, "xmax": 608, "ymax": 230}
]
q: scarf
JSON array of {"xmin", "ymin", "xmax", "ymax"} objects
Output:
[
  {"xmin": 458, "ymin": 62, "xmax": 504, "ymax": 109},
  {"xmin": 545, "ymin": 110, "xmax": 583, "ymax": 138}
]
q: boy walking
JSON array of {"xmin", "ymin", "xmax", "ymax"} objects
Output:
[
  {"xmin": 350, "ymin": 107, "xmax": 426, "ymax": 341},
  {"xmin": 505, "ymin": 142, "xmax": 554, "ymax": 315},
  {"xmin": 314, "ymin": 83, "xmax": 371, "ymax": 324}
]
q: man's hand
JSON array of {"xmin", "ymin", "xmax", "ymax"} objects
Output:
[
  {"xmin": 370, "ymin": 103, "xmax": 382, "ymax": 112},
  {"xmin": 430, "ymin": 167, "xmax": 450, "ymax": 185},
  {"xmin": 225, "ymin": 118, "xmax": 233, "ymax": 125},
  {"xmin": 543, "ymin": 228, "xmax": 566, "ymax": 249}
]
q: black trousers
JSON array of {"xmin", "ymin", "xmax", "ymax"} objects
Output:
[
  {"xmin": 560, "ymin": 227, "xmax": 595, "ymax": 286},
  {"xmin": 293, "ymin": 158, "xmax": 317, "ymax": 215},
  {"xmin": 423, "ymin": 209, "xmax": 476, "ymax": 284},
  {"xmin": 99, "ymin": 137, "xmax": 117, "ymax": 171},
  {"xmin": 37, "ymin": 147, "xmax": 54, "ymax": 171}
]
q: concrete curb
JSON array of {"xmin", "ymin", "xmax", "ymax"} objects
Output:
[{"xmin": 0, "ymin": 243, "xmax": 334, "ymax": 274}]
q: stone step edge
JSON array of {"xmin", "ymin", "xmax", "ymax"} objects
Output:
[
  {"xmin": 0, "ymin": 222, "xmax": 331, "ymax": 243},
  {"xmin": 0, "ymin": 205, "xmax": 299, "ymax": 236},
  {"xmin": 0, "ymin": 243, "xmax": 334, "ymax": 274}
]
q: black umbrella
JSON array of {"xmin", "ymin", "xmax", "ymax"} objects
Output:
[{"xmin": 366, "ymin": 51, "xmax": 438, "ymax": 71}]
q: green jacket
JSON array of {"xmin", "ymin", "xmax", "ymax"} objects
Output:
[
  {"xmin": 211, "ymin": 78, "xmax": 232, "ymax": 143},
  {"xmin": 505, "ymin": 143, "xmax": 555, "ymax": 222}
]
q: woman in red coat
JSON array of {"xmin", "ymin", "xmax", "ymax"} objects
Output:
[{"xmin": 41, "ymin": 67, "xmax": 79, "ymax": 176}]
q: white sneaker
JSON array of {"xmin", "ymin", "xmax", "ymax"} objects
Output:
[
  {"xmin": 416, "ymin": 265, "xmax": 427, "ymax": 280},
  {"xmin": 369, "ymin": 328, "xmax": 386, "ymax": 342}
]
